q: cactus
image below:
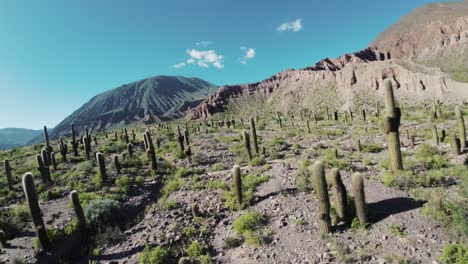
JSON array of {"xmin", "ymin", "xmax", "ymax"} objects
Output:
[
  {"xmin": 132, "ymin": 129, "xmax": 136, "ymax": 141},
  {"xmin": 382, "ymin": 79, "xmax": 403, "ymax": 171},
  {"xmin": 362, "ymin": 109, "xmax": 366, "ymax": 122},
  {"xmin": 123, "ymin": 128, "xmax": 129, "ymax": 144},
  {"xmin": 36, "ymin": 154, "xmax": 51, "ymax": 184},
  {"xmin": 22, "ymin": 172, "xmax": 50, "ymax": 251},
  {"xmin": 4, "ymin": 159, "xmax": 13, "ymax": 190},
  {"xmin": 277, "ymin": 112, "xmax": 283, "ymax": 128},
  {"xmin": 431, "ymin": 123, "xmax": 439, "ymax": 145},
  {"xmin": 356, "ymin": 139, "xmax": 362, "ymax": 153},
  {"xmin": 41, "ymin": 147, "xmax": 50, "ymax": 167},
  {"xmin": 330, "ymin": 168, "xmax": 348, "ymax": 223},
  {"xmin": 145, "ymin": 131, "xmax": 157, "ymax": 171},
  {"xmin": 127, "ymin": 143, "xmax": 133, "ymax": 159},
  {"xmin": 455, "ymin": 106, "xmax": 466, "ymax": 149},
  {"xmin": 184, "ymin": 129, "xmax": 190, "ymax": 146},
  {"xmin": 191, "ymin": 200, "xmax": 199, "ymax": 218},
  {"xmin": 450, "ymin": 133, "xmax": 461, "ymax": 155},
  {"xmin": 440, "ymin": 129, "xmax": 446, "ymax": 142},
  {"xmin": 311, "ymin": 161, "xmax": 331, "ymax": 235},
  {"xmin": 326, "ymin": 107, "xmax": 330, "ymax": 120},
  {"xmin": 242, "ymin": 130, "xmax": 252, "ymax": 161},
  {"xmin": 232, "ymin": 165, "xmax": 242, "ymax": 208},
  {"xmin": 351, "ymin": 172, "xmax": 368, "ymax": 225},
  {"xmin": 83, "ymin": 136, "xmax": 91, "ymax": 160},
  {"xmin": 71, "ymin": 124, "xmax": 79, "ymax": 157},
  {"xmin": 43, "ymin": 126, "xmax": 53, "ymax": 158},
  {"xmin": 94, "ymin": 136, "xmax": 98, "ymax": 146},
  {"xmin": 113, "ymin": 155, "xmax": 121, "ymax": 174},
  {"xmin": 306, "ymin": 119, "xmax": 311, "ymax": 133},
  {"xmin": 333, "ymin": 111, "xmax": 338, "ymax": 121},
  {"xmin": 50, "ymin": 152, "xmax": 57, "ymax": 171},
  {"xmin": 59, "ymin": 137, "xmax": 68, "ymax": 162},
  {"xmin": 96, "ymin": 152, "xmax": 107, "ymax": 181},
  {"xmin": 177, "ymin": 126, "xmax": 185, "ymax": 153},
  {"xmin": 249, "ymin": 116, "xmax": 259, "ymax": 154},
  {"xmin": 410, "ymin": 135, "xmax": 416, "ymax": 148},
  {"xmin": 432, "ymin": 99, "xmax": 438, "ymax": 119},
  {"xmin": 0, "ymin": 230, "xmax": 6, "ymax": 248},
  {"xmin": 69, "ymin": 190, "xmax": 87, "ymax": 233}
]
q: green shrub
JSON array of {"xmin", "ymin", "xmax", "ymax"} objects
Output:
[
  {"xmin": 138, "ymin": 245, "xmax": 170, "ymax": 264},
  {"xmin": 116, "ymin": 176, "xmax": 134, "ymax": 195},
  {"xmin": 233, "ymin": 211, "xmax": 265, "ymax": 235},
  {"xmin": 84, "ymin": 199, "xmax": 123, "ymax": 231},
  {"xmin": 415, "ymin": 143, "xmax": 448, "ymax": 169},
  {"xmin": 293, "ymin": 159, "xmax": 312, "ymax": 192},
  {"xmin": 440, "ymin": 243, "xmax": 468, "ymax": 264},
  {"xmin": 187, "ymin": 240, "xmax": 204, "ymax": 257},
  {"xmin": 183, "ymin": 226, "xmax": 197, "ymax": 237},
  {"xmin": 249, "ymin": 157, "xmax": 266, "ymax": 166},
  {"xmin": 64, "ymin": 218, "xmax": 79, "ymax": 235},
  {"xmin": 362, "ymin": 143, "xmax": 383, "ymax": 153}
]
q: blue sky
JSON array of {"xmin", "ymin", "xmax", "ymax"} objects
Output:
[{"xmin": 0, "ymin": 0, "xmax": 457, "ymax": 129}]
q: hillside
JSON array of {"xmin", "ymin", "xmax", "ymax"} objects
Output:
[
  {"xmin": 188, "ymin": 1, "xmax": 468, "ymax": 119},
  {"xmin": 31, "ymin": 75, "xmax": 217, "ymax": 142},
  {"xmin": 0, "ymin": 128, "xmax": 41, "ymax": 150}
]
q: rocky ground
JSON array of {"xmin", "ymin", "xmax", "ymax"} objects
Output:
[{"xmin": 0, "ymin": 105, "xmax": 467, "ymax": 264}]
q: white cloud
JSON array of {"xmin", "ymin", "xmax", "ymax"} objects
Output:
[
  {"xmin": 239, "ymin": 47, "xmax": 255, "ymax": 64},
  {"xmin": 173, "ymin": 62, "xmax": 186, "ymax": 69},
  {"xmin": 195, "ymin": 41, "xmax": 212, "ymax": 47},
  {"xmin": 277, "ymin": 19, "xmax": 302, "ymax": 32},
  {"xmin": 173, "ymin": 49, "xmax": 224, "ymax": 69}
]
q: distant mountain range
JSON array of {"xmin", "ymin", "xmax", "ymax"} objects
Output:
[
  {"xmin": 29, "ymin": 75, "xmax": 218, "ymax": 143},
  {"xmin": 0, "ymin": 128, "xmax": 42, "ymax": 150}
]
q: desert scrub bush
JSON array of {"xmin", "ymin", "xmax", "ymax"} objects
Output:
[
  {"xmin": 0, "ymin": 210, "xmax": 24, "ymax": 239},
  {"xmin": 34, "ymin": 227, "xmax": 65, "ymax": 250},
  {"xmin": 191, "ymin": 151, "xmax": 207, "ymax": 164},
  {"xmin": 116, "ymin": 176, "xmax": 143, "ymax": 195},
  {"xmin": 249, "ymin": 156, "xmax": 266, "ymax": 166},
  {"xmin": 294, "ymin": 159, "xmax": 312, "ymax": 192},
  {"xmin": 182, "ymin": 226, "xmax": 197, "ymax": 237},
  {"xmin": 62, "ymin": 160, "xmax": 95, "ymax": 181},
  {"xmin": 233, "ymin": 210, "xmax": 269, "ymax": 246},
  {"xmin": 381, "ymin": 170, "xmax": 417, "ymax": 189},
  {"xmin": 160, "ymin": 168, "xmax": 187, "ymax": 201},
  {"xmin": 100, "ymin": 141, "xmax": 127, "ymax": 155},
  {"xmin": 209, "ymin": 162, "xmax": 224, "ymax": 172},
  {"xmin": 267, "ymin": 137, "xmax": 288, "ymax": 152},
  {"xmin": 84, "ymin": 199, "xmax": 123, "ymax": 232},
  {"xmin": 164, "ymin": 200, "xmax": 180, "ymax": 210},
  {"xmin": 415, "ymin": 143, "xmax": 448, "ymax": 169},
  {"xmin": 121, "ymin": 157, "xmax": 144, "ymax": 168},
  {"xmin": 138, "ymin": 245, "xmax": 170, "ymax": 264},
  {"xmin": 320, "ymin": 149, "xmax": 352, "ymax": 170},
  {"xmin": 440, "ymin": 243, "xmax": 468, "ymax": 264},
  {"xmin": 205, "ymin": 180, "xmax": 228, "ymax": 190},
  {"xmin": 362, "ymin": 143, "xmax": 383, "ymax": 153},
  {"xmin": 64, "ymin": 218, "xmax": 79, "ymax": 235},
  {"xmin": 389, "ymin": 224, "xmax": 407, "ymax": 237}
]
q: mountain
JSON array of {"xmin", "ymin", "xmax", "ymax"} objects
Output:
[
  {"xmin": 0, "ymin": 128, "xmax": 42, "ymax": 150},
  {"xmin": 188, "ymin": 1, "xmax": 468, "ymax": 119},
  {"xmin": 33, "ymin": 75, "xmax": 217, "ymax": 142}
]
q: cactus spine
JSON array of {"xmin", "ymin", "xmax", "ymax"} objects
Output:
[
  {"xmin": 382, "ymin": 79, "xmax": 403, "ymax": 171},
  {"xmin": 113, "ymin": 155, "xmax": 121, "ymax": 174},
  {"xmin": 70, "ymin": 190, "xmax": 87, "ymax": 233},
  {"xmin": 351, "ymin": 172, "xmax": 368, "ymax": 225},
  {"xmin": 232, "ymin": 165, "xmax": 242, "ymax": 208},
  {"xmin": 4, "ymin": 159, "xmax": 13, "ymax": 190},
  {"xmin": 249, "ymin": 116, "xmax": 259, "ymax": 154},
  {"xmin": 96, "ymin": 152, "xmax": 107, "ymax": 181},
  {"xmin": 145, "ymin": 131, "xmax": 157, "ymax": 171},
  {"xmin": 242, "ymin": 130, "xmax": 252, "ymax": 161},
  {"xmin": 455, "ymin": 106, "xmax": 466, "ymax": 149},
  {"xmin": 330, "ymin": 168, "xmax": 348, "ymax": 223},
  {"xmin": 22, "ymin": 173, "xmax": 50, "ymax": 251},
  {"xmin": 311, "ymin": 161, "xmax": 331, "ymax": 235}
]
